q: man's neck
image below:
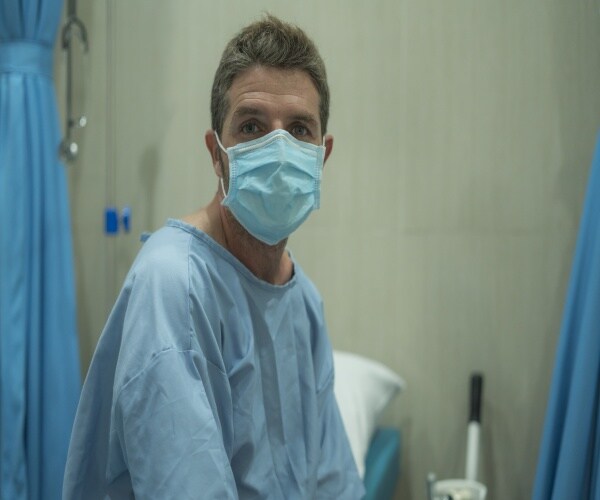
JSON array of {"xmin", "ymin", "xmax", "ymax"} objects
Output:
[
  {"xmin": 219, "ymin": 202, "xmax": 293, "ymax": 285},
  {"xmin": 187, "ymin": 196, "xmax": 293, "ymax": 285}
]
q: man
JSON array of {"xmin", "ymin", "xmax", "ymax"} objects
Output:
[{"xmin": 63, "ymin": 15, "xmax": 364, "ymax": 500}]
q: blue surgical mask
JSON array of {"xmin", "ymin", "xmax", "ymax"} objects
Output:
[{"xmin": 215, "ymin": 129, "xmax": 325, "ymax": 245}]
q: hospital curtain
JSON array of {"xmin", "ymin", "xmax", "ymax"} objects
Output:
[
  {"xmin": 533, "ymin": 131, "xmax": 600, "ymax": 500},
  {"xmin": 0, "ymin": 0, "xmax": 81, "ymax": 499}
]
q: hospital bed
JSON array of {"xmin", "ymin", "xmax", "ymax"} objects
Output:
[
  {"xmin": 333, "ymin": 351, "xmax": 405, "ymax": 500},
  {"xmin": 364, "ymin": 427, "xmax": 402, "ymax": 500}
]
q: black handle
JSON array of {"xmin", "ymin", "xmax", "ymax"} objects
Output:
[{"xmin": 469, "ymin": 373, "xmax": 483, "ymax": 424}]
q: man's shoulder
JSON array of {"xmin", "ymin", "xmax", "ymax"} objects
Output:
[
  {"xmin": 129, "ymin": 222, "xmax": 218, "ymax": 286},
  {"xmin": 135, "ymin": 223, "xmax": 192, "ymax": 265}
]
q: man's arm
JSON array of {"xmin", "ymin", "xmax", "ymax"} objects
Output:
[{"xmin": 111, "ymin": 348, "xmax": 238, "ymax": 500}]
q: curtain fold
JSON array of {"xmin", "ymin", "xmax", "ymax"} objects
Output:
[
  {"xmin": 0, "ymin": 1, "xmax": 81, "ymax": 499},
  {"xmin": 533, "ymin": 131, "xmax": 600, "ymax": 500}
]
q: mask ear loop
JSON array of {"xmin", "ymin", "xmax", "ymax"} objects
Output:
[
  {"xmin": 214, "ymin": 131, "xmax": 229, "ymax": 197},
  {"xmin": 214, "ymin": 130, "xmax": 227, "ymax": 152},
  {"xmin": 220, "ymin": 177, "xmax": 228, "ymax": 197}
]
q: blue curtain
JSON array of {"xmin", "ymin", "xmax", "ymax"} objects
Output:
[
  {"xmin": 533, "ymin": 131, "xmax": 600, "ymax": 500},
  {"xmin": 0, "ymin": 1, "xmax": 81, "ymax": 499}
]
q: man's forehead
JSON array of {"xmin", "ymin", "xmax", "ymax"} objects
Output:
[
  {"xmin": 229, "ymin": 65, "xmax": 317, "ymax": 92},
  {"xmin": 225, "ymin": 66, "xmax": 320, "ymax": 120}
]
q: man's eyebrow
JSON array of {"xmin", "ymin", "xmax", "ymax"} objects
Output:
[
  {"xmin": 231, "ymin": 107, "xmax": 319, "ymax": 127},
  {"xmin": 231, "ymin": 106, "xmax": 266, "ymax": 120},
  {"xmin": 290, "ymin": 113, "xmax": 319, "ymax": 127}
]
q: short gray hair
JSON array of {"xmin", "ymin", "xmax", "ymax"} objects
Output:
[{"xmin": 210, "ymin": 14, "xmax": 330, "ymax": 136}]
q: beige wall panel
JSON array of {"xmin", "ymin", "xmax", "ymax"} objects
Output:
[{"xmin": 58, "ymin": 1, "xmax": 600, "ymax": 498}]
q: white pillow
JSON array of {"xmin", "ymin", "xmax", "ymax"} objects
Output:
[{"xmin": 333, "ymin": 350, "xmax": 405, "ymax": 478}]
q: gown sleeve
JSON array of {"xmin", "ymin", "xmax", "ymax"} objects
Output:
[
  {"xmin": 110, "ymin": 347, "xmax": 238, "ymax": 500},
  {"xmin": 103, "ymin": 233, "xmax": 238, "ymax": 499}
]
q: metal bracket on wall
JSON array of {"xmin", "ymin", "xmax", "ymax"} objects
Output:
[{"xmin": 59, "ymin": 0, "xmax": 89, "ymax": 162}]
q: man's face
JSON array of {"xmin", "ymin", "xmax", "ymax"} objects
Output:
[
  {"xmin": 224, "ymin": 65, "xmax": 322, "ymax": 145},
  {"xmin": 214, "ymin": 65, "xmax": 330, "ymax": 182},
  {"xmin": 204, "ymin": 65, "xmax": 334, "ymax": 246}
]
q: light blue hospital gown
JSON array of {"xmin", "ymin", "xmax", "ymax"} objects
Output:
[{"xmin": 63, "ymin": 219, "xmax": 364, "ymax": 499}]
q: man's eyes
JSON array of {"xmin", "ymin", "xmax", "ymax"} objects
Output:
[
  {"xmin": 241, "ymin": 122, "xmax": 260, "ymax": 134},
  {"xmin": 238, "ymin": 121, "xmax": 313, "ymax": 140},
  {"xmin": 290, "ymin": 125, "xmax": 309, "ymax": 138}
]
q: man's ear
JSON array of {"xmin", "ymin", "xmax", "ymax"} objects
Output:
[
  {"xmin": 205, "ymin": 129, "xmax": 222, "ymax": 177},
  {"xmin": 323, "ymin": 134, "xmax": 334, "ymax": 167}
]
